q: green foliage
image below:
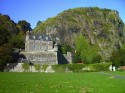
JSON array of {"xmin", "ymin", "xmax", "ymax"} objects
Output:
[
  {"xmin": 92, "ymin": 55, "xmax": 102, "ymax": 63},
  {"xmin": 67, "ymin": 63, "xmax": 110, "ymax": 72},
  {"xmin": 51, "ymin": 63, "xmax": 110, "ymax": 72},
  {"xmin": 42, "ymin": 65, "xmax": 48, "ymax": 71},
  {"xmin": 10, "ymin": 31, "xmax": 25, "ymax": 48},
  {"xmin": 0, "ymin": 26, "xmax": 11, "ymax": 46},
  {"xmin": 110, "ymin": 50, "xmax": 121, "ymax": 67},
  {"xmin": 36, "ymin": 21, "xmax": 42, "ymax": 26},
  {"xmin": 75, "ymin": 34, "xmax": 98, "ymax": 63},
  {"xmin": 67, "ymin": 64, "xmax": 86, "ymax": 72},
  {"xmin": 73, "ymin": 52, "xmax": 81, "ymax": 63},
  {"xmin": 0, "ymin": 14, "xmax": 31, "ymax": 66},
  {"xmin": 0, "ymin": 43, "xmax": 13, "ymax": 71},
  {"xmin": 89, "ymin": 63, "xmax": 111, "ymax": 71},
  {"xmin": 52, "ymin": 65, "xmax": 66, "ymax": 72},
  {"xmin": 110, "ymin": 44, "xmax": 125, "ymax": 67},
  {"xmin": 0, "ymin": 14, "xmax": 18, "ymax": 34},
  {"xmin": 17, "ymin": 20, "xmax": 32, "ymax": 33},
  {"xmin": 34, "ymin": 64, "xmax": 41, "ymax": 72},
  {"xmin": 33, "ymin": 7, "xmax": 124, "ymax": 62},
  {"xmin": 22, "ymin": 63, "xmax": 30, "ymax": 72},
  {"xmin": 52, "ymin": 64, "xmax": 86, "ymax": 72},
  {"xmin": 75, "ymin": 34, "xmax": 89, "ymax": 63},
  {"xmin": 59, "ymin": 44, "xmax": 73, "ymax": 54}
]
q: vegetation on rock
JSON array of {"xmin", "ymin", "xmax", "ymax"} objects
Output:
[
  {"xmin": 0, "ymin": 7, "xmax": 125, "ymax": 71},
  {"xmin": 34, "ymin": 7, "xmax": 125, "ymax": 64}
]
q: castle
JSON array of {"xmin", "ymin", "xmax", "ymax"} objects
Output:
[{"xmin": 21, "ymin": 31, "xmax": 72, "ymax": 65}]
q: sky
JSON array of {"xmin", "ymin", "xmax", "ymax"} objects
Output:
[{"xmin": 0, "ymin": 0, "xmax": 125, "ymax": 29}]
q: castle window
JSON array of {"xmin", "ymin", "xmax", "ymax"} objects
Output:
[
  {"xmin": 33, "ymin": 36, "xmax": 35, "ymax": 39},
  {"xmin": 46, "ymin": 37, "xmax": 48, "ymax": 40},
  {"xmin": 39, "ymin": 36, "xmax": 42, "ymax": 39}
]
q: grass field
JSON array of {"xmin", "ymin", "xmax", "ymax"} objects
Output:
[{"xmin": 0, "ymin": 72, "xmax": 125, "ymax": 93}]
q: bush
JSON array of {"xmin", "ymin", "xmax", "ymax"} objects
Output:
[
  {"xmin": 66, "ymin": 63, "xmax": 111, "ymax": 72},
  {"xmin": 34, "ymin": 64, "xmax": 41, "ymax": 72},
  {"xmin": 92, "ymin": 55, "xmax": 102, "ymax": 63},
  {"xmin": 42, "ymin": 65, "xmax": 49, "ymax": 71},
  {"xmin": 67, "ymin": 64, "xmax": 86, "ymax": 72},
  {"xmin": 52, "ymin": 65, "xmax": 66, "ymax": 72},
  {"xmin": 31, "ymin": 63, "xmax": 111, "ymax": 73},
  {"xmin": 22, "ymin": 63, "xmax": 29, "ymax": 72},
  {"xmin": 89, "ymin": 63, "xmax": 111, "ymax": 71}
]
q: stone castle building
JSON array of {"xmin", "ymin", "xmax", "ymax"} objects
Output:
[{"xmin": 21, "ymin": 31, "xmax": 72, "ymax": 65}]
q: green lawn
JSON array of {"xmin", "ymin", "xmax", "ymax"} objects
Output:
[{"xmin": 0, "ymin": 72, "xmax": 125, "ymax": 93}]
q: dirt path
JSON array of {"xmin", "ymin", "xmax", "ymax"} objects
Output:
[{"xmin": 97, "ymin": 72, "xmax": 125, "ymax": 79}]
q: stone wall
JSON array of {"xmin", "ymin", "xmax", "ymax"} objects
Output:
[
  {"xmin": 57, "ymin": 51, "xmax": 69, "ymax": 64},
  {"xmin": 21, "ymin": 51, "xmax": 58, "ymax": 65},
  {"xmin": 26, "ymin": 40, "xmax": 53, "ymax": 51},
  {"xmin": 63, "ymin": 52, "xmax": 72, "ymax": 64},
  {"xmin": 6, "ymin": 63, "xmax": 23, "ymax": 72}
]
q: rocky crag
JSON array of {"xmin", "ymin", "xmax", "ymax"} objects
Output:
[{"xmin": 33, "ymin": 7, "xmax": 125, "ymax": 61}]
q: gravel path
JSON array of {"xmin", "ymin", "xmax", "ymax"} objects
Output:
[{"xmin": 97, "ymin": 72, "xmax": 125, "ymax": 79}]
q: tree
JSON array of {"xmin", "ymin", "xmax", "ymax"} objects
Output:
[
  {"xmin": 10, "ymin": 31, "xmax": 25, "ymax": 48},
  {"xmin": 119, "ymin": 44, "xmax": 125, "ymax": 66},
  {"xmin": 75, "ymin": 34, "xmax": 98, "ymax": 63},
  {"xmin": 0, "ymin": 43, "xmax": 13, "ymax": 71},
  {"xmin": 75, "ymin": 34, "xmax": 88, "ymax": 63},
  {"xmin": 59, "ymin": 44, "xmax": 73, "ymax": 54},
  {"xmin": 73, "ymin": 51, "xmax": 82, "ymax": 63},
  {"xmin": 92, "ymin": 55, "xmax": 102, "ymax": 63},
  {"xmin": 0, "ymin": 26, "xmax": 11, "ymax": 46},
  {"xmin": 110, "ymin": 45, "xmax": 125, "ymax": 67},
  {"xmin": 17, "ymin": 20, "xmax": 32, "ymax": 33},
  {"xmin": 0, "ymin": 14, "xmax": 19, "ymax": 34},
  {"xmin": 36, "ymin": 21, "xmax": 42, "ymax": 26}
]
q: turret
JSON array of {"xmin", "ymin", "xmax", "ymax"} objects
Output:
[
  {"xmin": 26, "ymin": 31, "xmax": 30, "ymax": 41},
  {"xmin": 25, "ymin": 31, "xmax": 30, "ymax": 51}
]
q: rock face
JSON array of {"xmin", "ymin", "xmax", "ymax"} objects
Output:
[{"xmin": 34, "ymin": 7, "xmax": 125, "ymax": 61}]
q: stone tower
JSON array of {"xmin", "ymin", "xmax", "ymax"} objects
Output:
[{"xmin": 25, "ymin": 31, "xmax": 30, "ymax": 51}]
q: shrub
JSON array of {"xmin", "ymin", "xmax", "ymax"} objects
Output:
[
  {"xmin": 31, "ymin": 63, "xmax": 111, "ymax": 73},
  {"xmin": 22, "ymin": 63, "xmax": 29, "ymax": 72},
  {"xmin": 52, "ymin": 65, "xmax": 66, "ymax": 72},
  {"xmin": 67, "ymin": 64, "xmax": 86, "ymax": 72},
  {"xmin": 34, "ymin": 64, "xmax": 41, "ymax": 72},
  {"xmin": 89, "ymin": 63, "xmax": 111, "ymax": 71},
  {"xmin": 42, "ymin": 65, "xmax": 48, "ymax": 71},
  {"xmin": 92, "ymin": 55, "xmax": 102, "ymax": 63}
]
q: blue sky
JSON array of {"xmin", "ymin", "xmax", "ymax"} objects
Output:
[{"xmin": 0, "ymin": 0, "xmax": 125, "ymax": 28}]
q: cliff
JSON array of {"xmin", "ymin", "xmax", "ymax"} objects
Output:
[{"xmin": 33, "ymin": 7, "xmax": 125, "ymax": 61}]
